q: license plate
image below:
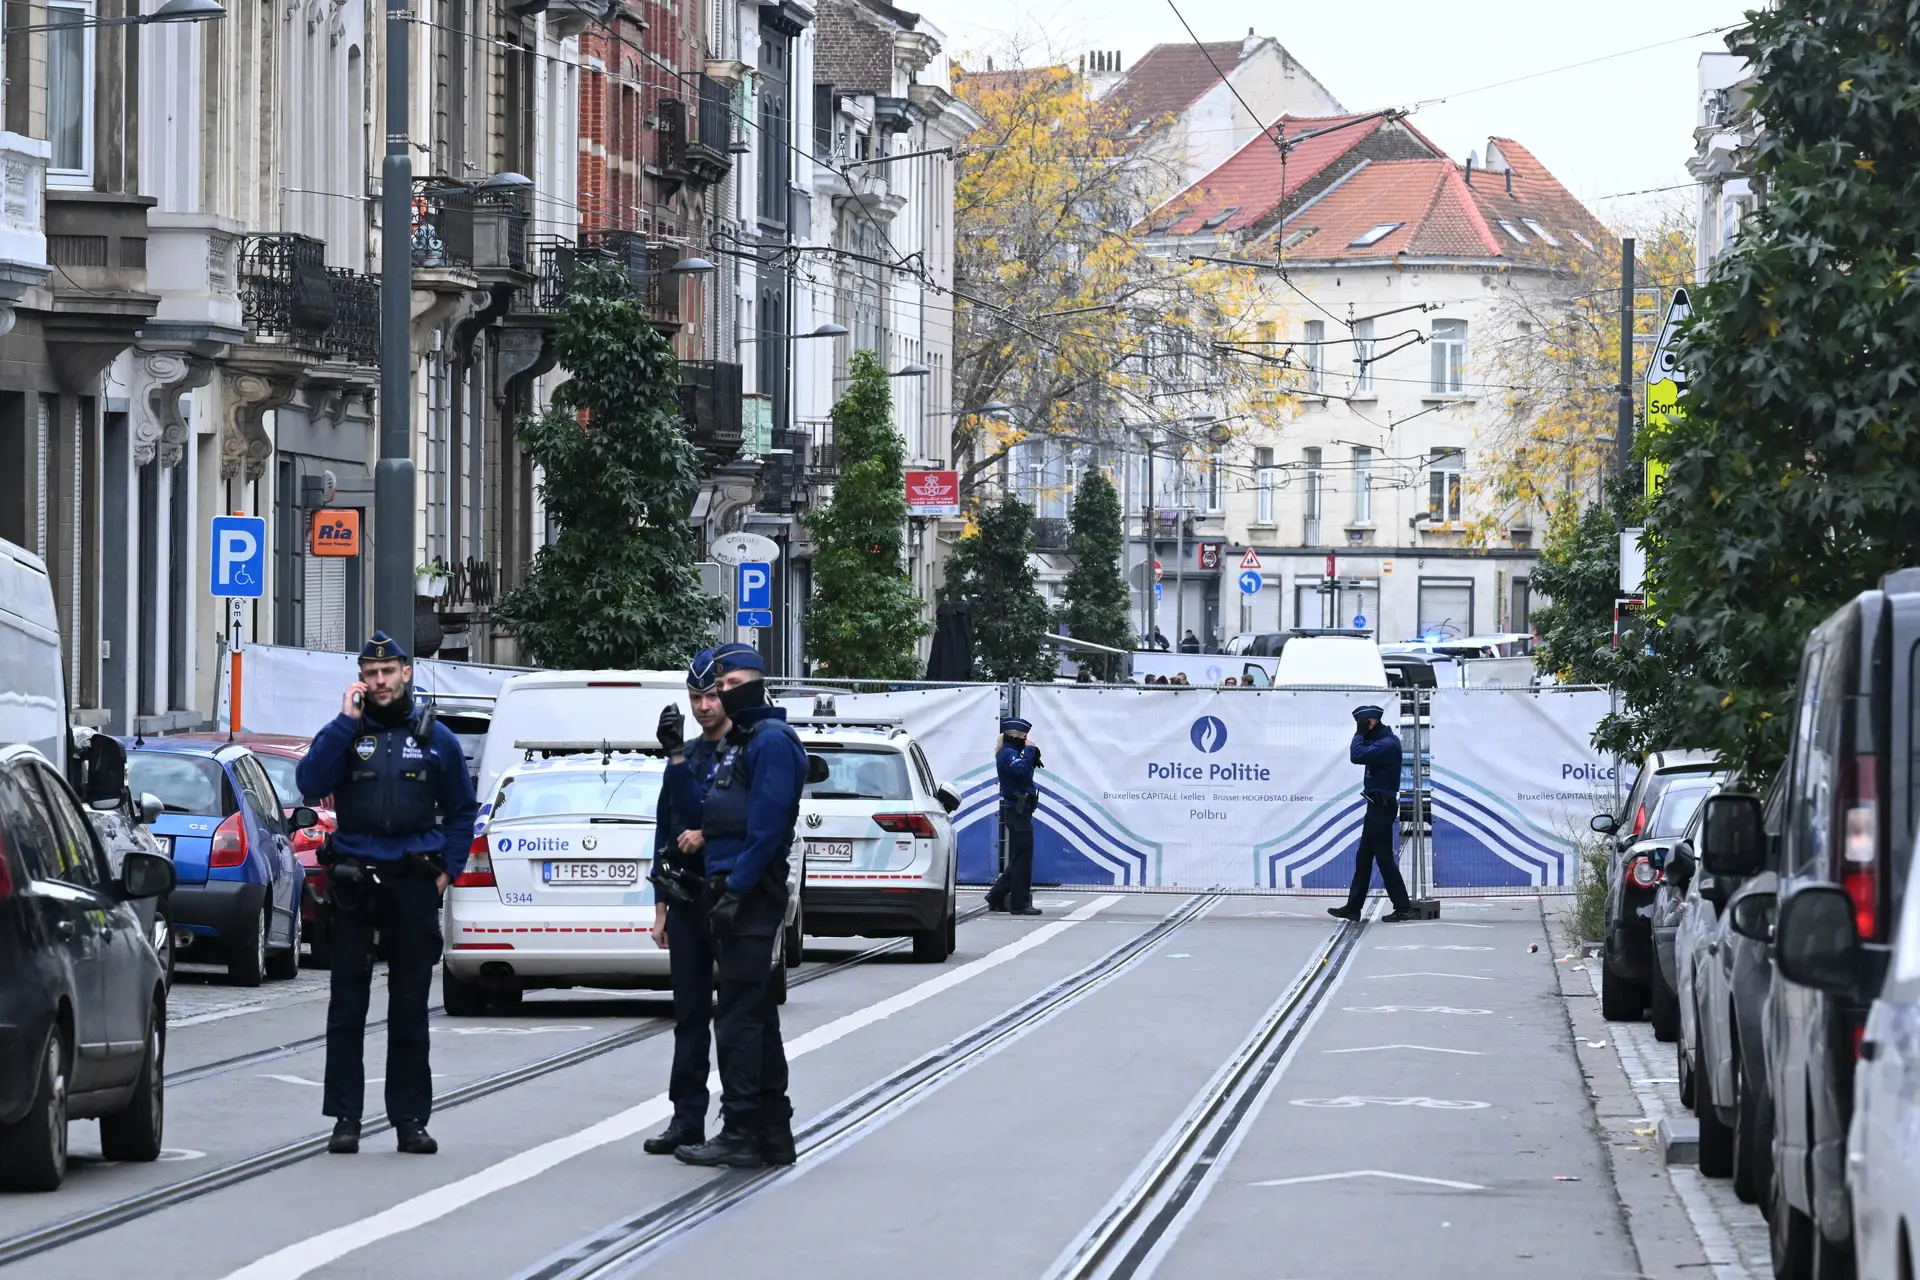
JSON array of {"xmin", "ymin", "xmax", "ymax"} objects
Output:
[
  {"xmin": 543, "ymin": 861, "xmax": 640, "ymax": 885},
  {"xmin": 806, "ymin": 840, "xmax": 853, "ymax": 863}
]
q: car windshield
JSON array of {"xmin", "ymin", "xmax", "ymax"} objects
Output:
[
  {"xmin": 128, "ymin": 752, "xmax": 231, "ymax": 815},
  {"xmin": 254, "ymin": 754, "xmax": 306, "ymax": 807},
  {"xmin": 804, "ymin": 747, "xmax": 912, "ymax": 800},
  {"xmin": 492, "ymin": 769, "xmax": 662, "ymax": 821},
  {"xmin": 1649, "ymin": 779, "xmax": 1719, "ymax": 837}
]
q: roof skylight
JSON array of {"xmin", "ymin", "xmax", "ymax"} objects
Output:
[
  {"xmin": 1497, "ymin": 220, "xmax": 1529, "ymax": 245},
  {"xmin": 1278, "ymin": 225, "xmax": 1318, "ymax": 250},
  {"xmin": 1200, "ymin": 206, "xmax": 1239, "ymax": 230},
  {"xmin": 1520, "ymin": 218, "xmax": 1560, "ymax": 246},
  {"xmin": 1349, "ymin": 222, "xmax": 1403, "ymax": 248}
]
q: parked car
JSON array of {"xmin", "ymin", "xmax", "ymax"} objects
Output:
[
  {"xmin": 1592, "ymin": 748, "xmax": 1722, "ymax": 855},
  {"xmin": 1273, "ymin": 631, "xmax": 1388, "ymax": 688},
  {"xmin": 1764, "ymin": 567, "xmax": 1920, "ymax": 1277},
  {"xmin": 171, "ymin": 733, "xmax": 338, "ymax": 967},
  {"xmin": 474, "ymin": 669, "xmax": 689, "ymax": 803},
  {"xmin": 124, "ymin": 739, "xmax": 315, "ymax": 986},
  {"xmin": 795, "ymin": 719, "xmax": 963, "ymax": 963},
  {"xmin": 0, "ymin": 744, "xmax": 175, "ymax": 1191},
  {"xmin": 1598, "ymin": 764, "xmax": 1724, "ymax": 1020},
  {"xmin": 73, "ymin": 731, "xmax": 175, "ymax": 987}
]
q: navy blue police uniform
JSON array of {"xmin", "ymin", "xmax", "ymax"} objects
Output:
[
  {"xmin": 986, "ymin": 717, "xmax": 1042, "ymax": 916},
  {"xmin": 643, "ymin": 650, "xmax": 728, "ymax": 1154},
  {"xmin": 1331, "ymin": 704, "xmax": 1413, "ymax": 921},
  {"xmin": 295, "ymin": 631, "xmax": 478, "ymax": 1153},
  {"xmin": 675, "ymin": 644, "xmax": 806, "ymax": 1169}
]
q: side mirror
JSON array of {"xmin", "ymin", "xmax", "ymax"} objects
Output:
[
  {"xmin": 1728, "ymin": 892, "xmax": 1778, "ymax": 943},
  {"xmin": 1699, "ymin": 872, "xmax": 1732, "ymax": 908},
  {"xmin": 289, "ymin": 805, "xmax": 320, "ymax": 831},
  {"xmin": 805, "ymin": 754, "xmax": 831, "ymax": 785},
  {"xmin": 120, "ymin": 849, "xmax": 177, "ymax": 900},
  {"xmin": 1773, "ymin": 885, "xmax": 1862, "ymax": 994},
  {"xmin": 1699, "ymin": 793, "xmax": 1766, "ymax": 877},
  {"xmin": 82, "ymin": 733, "xmax": 127, "ymax": 806},
  {"xmin": 1666, "ymin": 844, "xmax": 1696, "ymax": 886},
  {"xmin": 139, "ymin": 792, "xmax": 164, "ymax": 827},
  {"xmin": 1590, "ymin": 813, "xmax": 1619, "ymax": 835},
  {"xmin": 935, "ymin": 782, "xmax": 962, "ymax": 814}
]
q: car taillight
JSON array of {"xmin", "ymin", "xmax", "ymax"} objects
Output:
[
  {"xmin": 873, "ymin": 813, "xmax": 937, "ymax": 838},
  {"xmin": 1853, "ymin": 1023, "xmax": 1868, "ymax": 1061},
  {"xmin": 455, "ymin": 833, "xmax": 495, "ymax": 888},
  {"xmin": 0, "ymin": 832, "xmax": 13, "ymax": 901},
  {"xmin": 1631, "ymin": 804, "xmax": 1647, "ymax": 837},
  {"xmin": 1626, "ymin": 856, "xmax": 1658, "ymax": 890},
  {"xmin": 210, "ymin": 813, "xmax": 248, "ymax": 867},
  {"xmin": 1843, "ymin": 753, "xmax": 1879, "ymax": 940}
]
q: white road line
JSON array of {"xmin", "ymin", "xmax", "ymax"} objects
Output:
[
  {"xmin": 1321, "ymin": 1044, "xmax": 1486, "ymax": 1055},
  {"xmin": 1362, "ymin": 971, "xmax": 1494, "ymax": 980},
  {"xmin": 217, "ymin": 894, "xmax": 1124, "ymax": 1280},
  {"xmin": 1252, "ymin": 1169, "xmax": 1486, "ymax": 1191}
]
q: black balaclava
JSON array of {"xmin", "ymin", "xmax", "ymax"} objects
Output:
[{"xmin": 719, "ymin": 676, "xmax": 769, "ymax": 718}]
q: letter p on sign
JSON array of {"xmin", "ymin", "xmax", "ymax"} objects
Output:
[{"xmin": 210, "ymin": 515, "xmax": 268, "ymax": 598}]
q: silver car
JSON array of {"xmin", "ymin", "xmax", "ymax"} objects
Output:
[{"xmin": 1849, "ymin": 816, "xmax": 1920, "ymax": 1279}]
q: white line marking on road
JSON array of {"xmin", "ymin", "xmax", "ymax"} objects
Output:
[
  {"xmin": 1375, "ymin": 944, "xmax": 1495, "ymax": 951},
  {"xmin": 1400, "ymin": 922, "xmax": 1494, "ymax": 928},
  {"xmin": 218, "ymin": 894, "xmax": 1126, "ymax": 1280},
  {"xmin": 1252, "ymin": 1169, "xmax": 1487, "ymax": 1191},
  {"xmin": 433, "ymin": 1025, "xmax": 594, "ymax": 1036},
  {"xmin": 171, "ymin": 1003, "xmax": 274, "ymax": 1028},
  {"xmin": 1343, "ymin": 1005, "xmax": 1492, "ymax": 1015},
  {"xmin": 1363, "ymin": 971, "xmax": 1494, "ymax": 980},
  {"xmin": 260, "ymin": 1074, "xmax": 447, "ymax": 1088},
  {"xmin": 1321, "ymin": 1044, "xmax": 1486, "ymax": 1055},
  {"xmin": 1289, "ymin": 1095, "xmax": 1490, "ymax": 1109}
]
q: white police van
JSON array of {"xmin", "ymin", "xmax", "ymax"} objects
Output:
[{"xmin": 443, "ymin": 742, "xmax": 801, "ymax": 1014}]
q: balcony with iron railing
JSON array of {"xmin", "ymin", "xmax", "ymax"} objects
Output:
[
  {"xmin": 472, "ymin": 178, "xmax": 531, "ymax": 274},
  {"xmin": 412, "ymin": 177, "xmax": 475, "ymax": 270},
  {"xmin": 322, "ymin": 267, "xmax": 379, "ymax": 365},
  {"xmin": 577, "ymin": 229, "xmax": 678, "ymax": 321},
  {"xmin": 680, "ymin": 360, "xmax": 744, "ymax": 459},
  {"xmin": 1032, "ymin": 518, "xmax": 1070, "ymax": 551},
  {"xmin": 510, "ymin": 234, "xmax": 576, "ymax": 315},
  {"xmin": 239, "ymin": 233, "xmax": 336, "ymax": 350}
]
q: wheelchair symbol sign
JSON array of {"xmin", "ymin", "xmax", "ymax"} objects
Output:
[{"xmin": 210, "ymin": 516, "xmax": 267, "ymax": 599}]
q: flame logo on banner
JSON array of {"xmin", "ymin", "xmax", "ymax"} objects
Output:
[{"xmin": 1190, "ymin": 716, "xmax": 1228, "ymax": 753}]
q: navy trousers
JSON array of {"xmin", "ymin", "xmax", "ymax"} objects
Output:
[
  {"xmin": 323, "ymin": 870, "xmax": 440, "ymax": 1125},
  {"xmin": 665, "ymin": 900, "xmax": 716, "ymax": 1129},
  {"xmin": 1344, "ymin": 796, "xmax": 1412, "ymax": 913}
]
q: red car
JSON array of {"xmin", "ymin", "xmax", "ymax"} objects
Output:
[{"xmin": 171, "ymin": 733, "xmax": 337, "ymax": 967}]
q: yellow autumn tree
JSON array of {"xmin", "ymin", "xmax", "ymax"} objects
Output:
[
  {"xmin": 1467, "ymin": 203, "xmax": 1696, "ymax": 538},
  {"xmin": 951, "ymin": 63, "xmax": 1274, "ymax": 496}
]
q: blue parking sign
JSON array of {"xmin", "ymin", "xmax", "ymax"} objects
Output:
[
  {"xmin": 736, "ymin": 561, "xmax": 773, "ymax": 629},
  {"xmin": 210, "ymin": 515, "xmax": 267, "ymax": 598}
]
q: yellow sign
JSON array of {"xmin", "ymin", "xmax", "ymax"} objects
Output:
[
  {"xmin": 1645, "ymin": 456, "xmax": 1668, "ymax": 501},
  {"xmin": 1643, "ymin": 287, "xmax": 1692, "ymax": 436}
]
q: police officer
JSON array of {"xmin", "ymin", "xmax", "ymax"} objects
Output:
[
  {"xmin": 295, "ymin": 631, "xmax": 478, "ymax": 1155},
  {"xmin": 642, "ymin": 650, "xmax": 730, "ymax": 1156},
  {"xmin": 1328, "ymin": 704, "xmax": 1414, "ymax": 923},
  {"xmin": 985, "ymin": 717, "xmax": 1042, "ymax": 916},
  {"xmin": 675, "ymin": 643, "xmax": 806, "ymax": 1169}
]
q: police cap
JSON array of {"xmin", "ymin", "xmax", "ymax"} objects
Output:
[
  {"xmin": 1352, "ymin": 704, "xmax": 1386, "ymax": 722},
  {"xmin": 1001, "ymin": 717, "xmax": 1032, "ymax": 735},
  {"xmin": 711, "ymin": 642, "xmax": 765, "ymax": 675},
  {"xmin": 360, "ymin": 631, "xmax": 410, "ymax": 663},
  {"xmin": 687, "ymin": 648, "xmax": 719, "ymax": 692}
]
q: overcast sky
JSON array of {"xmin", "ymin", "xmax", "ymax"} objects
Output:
[{"xmin": 923, "ymin": 0, "xmax": 1753, "ymax": 227}]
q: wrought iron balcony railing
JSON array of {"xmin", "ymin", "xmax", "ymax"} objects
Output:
[
  {"xmin": 1032, "ymin": 517, "xmax": 1070, "ymax": 551},
  {"xmin": 239, "ymin": 233, "xmax": 335, "ymax": 349},
  {"xmin": 679, "ymin": 360, "xmax": 744, "ymax": 455},
  {"xmin": 323, "ymin": 268, "xmax": 379, "ymax": 365},
  {"xmin": 412, "ymin": 177, "xmax": 475, "ymax": 269}
]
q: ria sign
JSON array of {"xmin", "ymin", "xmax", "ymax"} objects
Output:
[{"xmin": 905, "ymin": 470, "xmax": 960, "ymax": 517}]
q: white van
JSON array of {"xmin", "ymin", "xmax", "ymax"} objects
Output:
[
  {"xmin": 0, "ymin": 538, "xmax": 68, "ymax": 767},
  {"xmin": 474, "ymin": 670, "xmax": 692, "ymax": 803},
  {"xmin": 1272, "ymin": 633, "xmax": 1388, "ymax": 688}
]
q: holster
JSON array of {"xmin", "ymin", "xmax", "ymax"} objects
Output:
[{"xmin": 650, "ymin": 854, "xmax": 705, "ymax": 910}]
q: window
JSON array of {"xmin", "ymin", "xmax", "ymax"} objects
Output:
[
  {"xmin": 28, "ymin": 765, "xmax": 104, "ymax": 889},
  {"xmin": 1278, "ymin": 226, "xmax": 1317, "ymax": 250},
  {"xmin": 1304, "ymin": 321, "xmax": 1325, "ymax": 394},
  {"xmin": 128, "ymin": 751, "xmax": 235, "ymax": 815},
  {"xmin": 1352, "ymin": 447, "xmax": 1372, "ymax": 524},
  {"xmin": 0, "ymin": 772, "xmax": 55, "ymax": 880},
  {"xmin": 1353, "ymin": 318, "xmax": 1375, "ymax": 393},
  {"xmin": 1428, "ymin": 448, "xmax": 1463, "ymax": 522},
  {"xmin": 1303, "ymin": 447, "xmax": 1323, "ymax": 522},
  {"xmin": 1416, "ymin": 578, "xmax": 1474, "ymax": 641},
  {"xmin": 235, "ymin": 755, "xmax": 287, "ymax": 836},
  {"xmin": 494, "ymin": 769, "xmax": 664, "ymax": 820},
  {"xmin": 1430, "ymin": 319, "xmax": 1467, "ymax": 394},
  {"xmin": 908, "ymin": 745, "xmax": 938, "ymax": 797},
  {"xmin": 804, "ymin": 747, "xmax": 913, "ymax": 801},
  {"xmin": 1255, "ymin": 447, "xmax": 1274, "ymax": 524},
  {"xmin": 757, "ymin": 31, "xmax": 791, "ymax": 224},
  {"xmin": 1200, "ymin": 206, "xmax": 1238, "ymax": 230},
  {"xmin": 256, "ymin": 753, "xmax": 309, "ymax": 809},
  {"xmin": 47, "ymin": 1, "xmax": 93, "ymax": 183},
  {"xmin": 1520, "ymin": 218, "xmax": 1559, "ymax": 246},
  {"xmin": 1496, "ymin": 219, "xmax": 1529, "ymax": 245},
  {"xmin": 1349, "ymin": 222, "xmax": 1402, "ymax": 248},
  {"xmin": 1571, "ymin": 230, "xmax": 1597, "ymax": 252}
]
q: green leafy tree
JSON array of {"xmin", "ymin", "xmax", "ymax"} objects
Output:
[
  {"xmin": 803, "ymin": 350, "xmax": 928, "ymax": 678},
  {"xmin": 942, "ymin": 495, "xmax": 1052, "ymax": 680},
  {"xmin": 493, "ymin": 264, "xmax": 719, "ymax": 667},
  {"xmin": 1604, "ymin": 4, "xmax": 1920, "ymax": 783},
  {"xmin": 1530, "ymin": 476, "xmax": 1633, "ymax": 687},
  {"xmin": 1061, "ymin": 471, "xmax": 1130, "ymax": 679}
]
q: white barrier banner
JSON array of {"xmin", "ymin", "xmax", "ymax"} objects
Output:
[
  {"xmin": 219, "ymin": 644, "xmax": 527, "ymax": 736},
  {"xmin": 774, "ymin": 685, "xmax": 1002, "ymax": 791}
]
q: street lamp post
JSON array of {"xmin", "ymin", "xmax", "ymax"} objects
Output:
[
  {"xmin": 374, "ymin": 0, "xmax": 414, "ymax": 650},
  {"xmin": 2, "ymin": 0, "xmax": 224, "ymax": 30}
]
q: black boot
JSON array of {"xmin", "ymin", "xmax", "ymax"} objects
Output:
[
  {"xmin": 761, "ymin": 1121, "xmax": 796, "ymax": 1167},
  {"xmin": 328, "ymin": 1117, "xmax": 361, "ymax": 1155},
  {"xmin": 395, "ymin": 1123, "xmax": 439, "ymax": 1154},
  {"xmin": 1382, "ymin": 908, "xmax": 1416, "ymax": 923},
  {"xmin": 674, "ymin": 1126, "xmax": 766, "ymax": 1168},
  {"xmin": 643, "ymin": 1123, "xmax": 704, "ymax": 1156},
  {"xmin": 1326, "ymin": 905, "xmax": 1361, "ymax": 921}
]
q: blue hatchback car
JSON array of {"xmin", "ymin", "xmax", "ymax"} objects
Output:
[{"xmin": 123, "ymin": 740, "xmax": 309, "ymax": 986}]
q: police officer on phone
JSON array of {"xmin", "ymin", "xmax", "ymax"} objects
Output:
[
  {"xmin": 296, "ymin": 631, "xmax": 478, "ymax": 1155},
  {"xmin": 1328, "ymin": 704, "xmax": 1414, "ymax": 924},
  {"xmin": 641, "ymin": 649, "xmax": 732, "ymax": 1156},
  {"xmin": 985, "ymin": 717, "xmax": 1042, "ymax": 916},
  {"xmin": 675, "ymin": 643, "xmax": 806, "ymax": 1169}
]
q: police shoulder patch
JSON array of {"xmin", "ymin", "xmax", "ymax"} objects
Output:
[{"xmin": 354, "ymin": 737, "xmax": 377, "ymax": 760}]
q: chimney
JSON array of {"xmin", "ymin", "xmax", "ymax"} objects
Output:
[
  {"xmin": 1505, "ymin": 168, "xmax": 1514, "ymax": 196},
  {"xmin": 1242, "ymin": 27, "xmax": 1259, "ymax": 56},
  {"xmin": 1463, "ymin": 155, "xmax": 1473, "ymax": 186}
]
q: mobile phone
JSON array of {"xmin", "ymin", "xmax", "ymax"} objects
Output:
[{"xmin": 352, "ymin": 692, "xmax": 364, "ymax": 710}]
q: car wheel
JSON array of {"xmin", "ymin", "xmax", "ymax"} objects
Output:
[
  {"xmin": 1773, "ymin": 1166, "xmax": 1816, "ymax": 1277},
  {"xmin": 304, "ymin": 913, "xmax": 332, "ymax": 971},
  {"xmin": 911, "ymin": 906, "xmax": 954, "ymax": 963},
  {"xmin": 441, "ymin": 963, "xmax": 490, "ymax": 1017},
  {"xmin": 946, "ymin": 907, "xmax": 957, "ymax": 956},
  {"xmin": 1698, "ymin": 1085, "xmax": 1734, "ymax": 1178},
  {"xmin": 1811, "ymin": 1232, "xmax": 1854, "ymax": 1280},
  {"xmin": 1677, "ymin": 1039, "xmax": 1695, "ymax": 1112},
  {"xmin": 783, "ymin": 902, "xmax": 803, "ymax": 969},
  {"xmin": 1599, "ymin": 960, "xmax": 1644, "ymax": 1021},
  {"xmin": 1731, "ymin": 1044, "xmax": 1772, "ymax": 1206},
  {"xmin": 1650, "ymin": 961, "xmax": 1679, "ymax": 1042},
  {"xmin": 771, "ymin": 950, "xmax": 789, "ymax": 1005},
  {"xmin": 265, "ymin": 897, "xmax": 300, "ymax": 981},
  {"xmin": 229, "ymin": 902, "xmax": 268, "ymax": 987},
  {"xmin": 99, "ymin": 1001, "xmax": 165, "ymax": 1163},
  {"xmin": 0, "ymin": 1024, "xmax": 69, "ymax": 1191}
]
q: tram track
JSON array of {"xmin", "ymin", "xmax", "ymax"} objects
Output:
[
  {"xmin": 0, "ymin": 912, "xmax": 985, "ymax": 1270},
  {"xmin": 515, "ymin": 891, "xmax": 1226, "ymax": 1280}
]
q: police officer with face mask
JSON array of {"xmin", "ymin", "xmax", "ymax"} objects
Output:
[
  {"xmin": 675, "ymin": 643, "xmax": 806, "ymax": 1169},
  {"xmin": 296, "ymin": 631, "xmax": 478, "ymax": 1155},
  {"xmin": 986, "ymin": 717, "xmax": 1043, "ymax": 916},
  {"xmin": 641, "ymin": 649, "xmax": 732, "ymax": 1156},
  {"xmin": 1328, "ymin": 704, "xmax": 1415, "ymax": 924}
]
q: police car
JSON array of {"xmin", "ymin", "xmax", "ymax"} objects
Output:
[
  {"xmin": 442, "ymin": 742, "xmax": 801, "ymax": 1015},
  {"xmin": 794, "ymin": 719, "xmax": 962, "ymax": 962}
]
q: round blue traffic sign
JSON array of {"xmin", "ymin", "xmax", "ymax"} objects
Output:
[{"xmin": 1238, "ymin": 570, "xmax": 1262, "ymax": 595}]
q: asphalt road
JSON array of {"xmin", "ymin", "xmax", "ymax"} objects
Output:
[{"xmin": 2, "ymin": 895, "xmax": 1684, "ymax": 1280}]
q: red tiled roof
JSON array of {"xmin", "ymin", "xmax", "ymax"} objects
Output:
[
  {"xmin": 954, "ymin": 66, "xmax": 1071, "ymax": 99},
  {"xmin": 1105, "ymin": 42, "xmax": 1256, "ymax": 131},
  {"xmin": 1150, "ymin": 114, "xmax": 1412, "ymax": 237}
]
